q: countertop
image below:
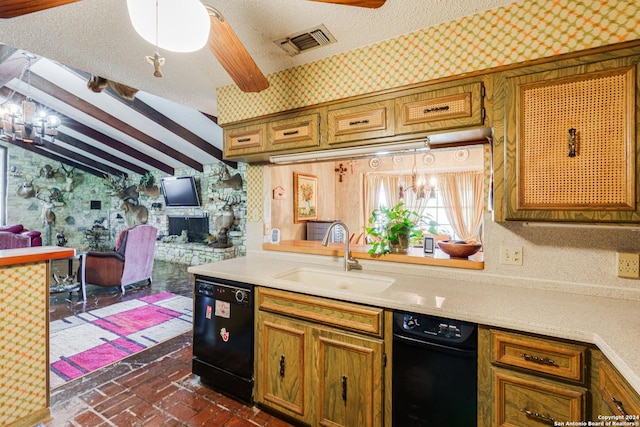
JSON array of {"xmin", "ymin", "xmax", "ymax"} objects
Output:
[
  {"xmin": 187, "ymin": 253, "xmax": 640, "ymax": 394},
  {"xmin": 0, "ymin": 246, "xmax": 75, "ymax": 266},
  {"xmin": 263, "ymin": 240, "xmax": 484, "ymax": 270}
]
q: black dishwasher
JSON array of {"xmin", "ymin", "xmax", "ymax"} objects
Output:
[
  {"xmin": 392, "ymin": 311, "xmax": 478, "ymax": 426},
  {"xmin": 192, "ymin": 276, "xmax": 254, "ymax": 404}
]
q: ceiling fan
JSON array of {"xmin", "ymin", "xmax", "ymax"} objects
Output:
[{"xmin": 1, "ymin": 0, "xmax": 386, "ymax": 93}]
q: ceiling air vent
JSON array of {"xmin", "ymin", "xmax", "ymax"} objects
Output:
[{"xmin": 275, "ymin": 24, "xmax": 337, "ymax": 56}]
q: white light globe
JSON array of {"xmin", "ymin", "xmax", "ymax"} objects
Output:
[{"xmin": 127, "ymin": 0, "xmax": 210, "ymax": 53}]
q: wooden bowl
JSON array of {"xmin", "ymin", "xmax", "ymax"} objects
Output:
[{"xmin": 438, "ymin": 240, "xmax": 482, "ymax": 258}]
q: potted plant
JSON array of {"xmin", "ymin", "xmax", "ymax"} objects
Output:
[{"xmin": 365, "ymin": 202, "xmax": 423, "ymax": 254}]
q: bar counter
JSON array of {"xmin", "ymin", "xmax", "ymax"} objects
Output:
[{"xmin": 0, "ymin": 246, "xmax": 75, "ymax": 427}]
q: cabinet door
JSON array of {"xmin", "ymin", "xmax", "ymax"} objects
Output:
[
  {"xmin": 224, "ymin": 123, "xmax": 266, "ymax": 158},
  {"xmin": 316, "ymin": 329, "xmax": 384, "ymax": 427},
  {"xmin": 395, "ymin": 81, "xmax": 485, "ymax": 134},
  {"xmin": 493, "ymin": 367, "xmax": 586, "ymax": 426},
  {"xmin": 328, "ymin": 100, "xmax": 395, "ymax": 145},
  {"xmin": 597, "ymin": 360, "xmax": 640, "ymax": 419},
  {"xmin": 255, "ymin": 312, "xmax": 311, "ymax": 424},
  {"xmin": 267, "ymin": 113, "xmax": 320, "ymax": 151},
  {"xmin": 504, "ymin": 56, "xmax": 640, "ymax": 222}
]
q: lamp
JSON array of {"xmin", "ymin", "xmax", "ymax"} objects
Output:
[
  {"xmin": 0, "ymin": 52, "xmax": 61, "ymax": 144},
  {"xmin": 127, "ymin": 0, "xmax": 210, "ymax": 53}
]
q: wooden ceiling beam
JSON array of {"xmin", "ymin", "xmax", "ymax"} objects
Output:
[
  {"xmin": 27, "ymin": 73, "xmax": 204, "ymax": 172},
  {"xmin": 54, "ymin": 132, "xmax": 149, "ymax": 176},
  {"xmin": 0, "ymin": 0, "xmax": 82, "ymax": 19},
  {"xmin": 2, "ymin": 139, "xmax": 110, "ymax": 178},
  {"xmin": 0, "ymin": 86, "xmax": 174, "ymax": 175},
  {"xmin": 35, "ymin": 139, "xmax": 129, "ymax": 177}
]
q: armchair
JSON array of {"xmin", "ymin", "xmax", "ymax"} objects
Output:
[{"xmin": 82, "ymin": 224, "xmax": 158, "ymax": 297}]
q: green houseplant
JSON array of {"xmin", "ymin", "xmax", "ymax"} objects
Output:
[{"xmin": 365, "ymin": 202, "xmax": 423, "ymax": 254}]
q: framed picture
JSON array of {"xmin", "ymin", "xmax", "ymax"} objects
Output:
[{"xmin": 293, "ymin": 172, "xmax": 318, "ymax": 222}]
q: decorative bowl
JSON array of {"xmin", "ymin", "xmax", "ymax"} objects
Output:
[{"xmin": 438, "ymin": 240, "xmax": 482, "ymax": 258}]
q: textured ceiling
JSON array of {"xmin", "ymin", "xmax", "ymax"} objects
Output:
[{"xmin": 0, "ymin": 0, "xmax": 520, "ymax": 117}]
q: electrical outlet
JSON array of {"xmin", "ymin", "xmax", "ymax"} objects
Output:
[
  {"xmin": 500, "ymin": 245, "xmax": 523, "ymax": 266},
  {"xmin": 616, "ymin": 252, "xmax": 640, "ymax": 278}
]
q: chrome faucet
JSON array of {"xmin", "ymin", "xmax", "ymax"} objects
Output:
[{"xmin": 321, "ymin": 221, "xmax": 362, "ymax": 272}]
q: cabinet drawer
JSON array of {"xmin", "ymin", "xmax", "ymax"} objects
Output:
[
  {"xmin": 224, "ymin": 124, "xmax": 266, "ymax": 155},
  {"xmin": 268, "ymin": 113, "xmax": 320, "ymax": 150},
  {"xmin": 328, "ymin": 100, "xmax": 394, "ymax": 144},
  {"xmin": 598, "ymin": 360, "xmax": 640, "ymax": 417},
  {"xmin": 258, "ymin": 287, "xmax": 384, "ymax": 337},
  {"xmin": 395, "ymin": 82, "xmax": 484, "ymax": 134},
  {"xmin": 494, "ymin": 368, "xmax": 587, "ymax": 426},
  {"xmin": 491, "ymin": 329, "xmax": 586, "ymax": 382}
]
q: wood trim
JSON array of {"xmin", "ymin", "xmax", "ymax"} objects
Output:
[
  {"xmin": 0, "ymin": 247, "xmax": 75, "ymax": 266},
  {"xmin": 258, "ymin": 287, "xmax": 384, "ymax": 336}
]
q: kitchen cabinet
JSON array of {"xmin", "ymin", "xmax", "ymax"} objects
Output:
[
  {"xmin": 479, "ymin": 327, "xmax": 589, "ymax": 426},
  {"xmin": 394, "ymin": 81, "xmax": 485, "ymax": 135},
  {"xmin": 591, "ymin": 348, "xmax": 640, "ymax": 421},
  {"xmin": 503, "ymin": 54, "xmax": 640, "ymax": 223},
  {"xmin": 267, "ymin": 113, "xmax": 320, "ymax": 151},
  {"xmin": 327, "ymin": 100, "xmax": 395, "ymax": 145},
  {"xmin": 255, "ymin": 287, "xmax": 388, "ymax": 426},
  {"xmin": 224, "ymin": 123, "xmax": 266, "ymax": 159}
]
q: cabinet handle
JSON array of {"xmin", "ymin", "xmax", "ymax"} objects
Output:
[
  {"xmin": 520, "ymin": 352, "xmax": 556, "ymax": 366},
  {"xmin": 348, "ymin": 119, "xmax": 370, "ymax": 126},
  {"xmin": 283, "ymin": 130, "xmax": 299, "ymax": 136},
  {"xmin": 423, "ymin": 105, "xmax": 450, "ymax": 114},
  {"xmin": 237, "ymin": 137, "xmax": 251, "ymax": 143},
  {"xmin": 611, "ymin": 397, "xmax": 628, "ymax": 416},
  {"xmin": 568, "ymin": 128, "xmax": 577, "ymax": 157},
  {"xmin": 520, "ymin": 408, "xmax": 555, "ymax": 425},
  {"xmin": 279, "ymin": 355, "xmax": 285, "ymax": 378},
  {"xmin": 341, "ymin": 375, "xmax": 347, "ymax": 402}
]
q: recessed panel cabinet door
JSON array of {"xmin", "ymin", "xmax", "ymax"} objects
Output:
[
  {"xmin": 317, "ymin": 330, "xmax": 384, "ymax": 427},
  {"xmin": 255, "ymin": 313, "xmax": 311, "ymax": 424},
  {"xmin": 504, "ymin": 55, "xmax": 640, "ymax": 223}
]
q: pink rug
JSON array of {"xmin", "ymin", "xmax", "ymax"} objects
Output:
[{"xmin": 50, "ymin": 292, "xmax": 192, "ymax": 388}]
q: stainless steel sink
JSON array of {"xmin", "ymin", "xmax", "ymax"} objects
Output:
[{"xmin": 273, "ymin": 267, "xmax": 395, "ymax": 293}]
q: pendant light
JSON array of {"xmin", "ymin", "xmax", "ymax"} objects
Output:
[{"xmin": 127, "ymin": 0, "xmax": 210, "ymax": 53}]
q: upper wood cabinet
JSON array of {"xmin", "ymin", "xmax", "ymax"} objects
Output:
[
  {"xmin": 395, "ymin": 81, "xmax": 485, "ymax": 134},
  {"xmin": 327, "ymin": 100, "xmax": 395, "ymax": 145},
  {"xmin": 224, "ymin": 123, "xmax": 266, "ymax": 158},
  {"xmin": 267, "ymin": 113, "xmax": 320, "ymax": 151},
  {"xmin": 504, "ymin": 54, "xmax": 640, "ymax": 223}
]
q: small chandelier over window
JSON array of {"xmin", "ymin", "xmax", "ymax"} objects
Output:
[{"xmin": 0, "ymin": 52, "xmax": 61, "ymax": 144}]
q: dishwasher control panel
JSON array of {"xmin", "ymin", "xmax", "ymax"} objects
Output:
[
  {"xmin": 195, "ymin": 277, "xmax": 253, "ymax": 306},
  {"xmin": 394, "ymin": 312, "xmax": 477, "ymax": 348}
]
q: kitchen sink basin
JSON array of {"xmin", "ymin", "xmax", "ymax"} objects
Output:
[{"xmin": 273, "ymin": 268, "xmax": 395, "ymax": 293}]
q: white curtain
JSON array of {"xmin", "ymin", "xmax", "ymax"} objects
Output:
[
  {"xmin": 437, "ymin": 170, "xmax": 484, "ymax": 241},
  {"xmin": 363, "ymin": 173, "xmax": 400, "ymax": 228}
]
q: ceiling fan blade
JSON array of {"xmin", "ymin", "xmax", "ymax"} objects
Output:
[
  {"xmin": 206, "ymin": 7, "xmax": 269, "ymax": 93},
  {"xmin": 0, "ymin": 0, "xmax": 81, "ymax": 18},
  {"xmin": 307, "ymin": 0, "xmax": 386, "ymax": 8}
]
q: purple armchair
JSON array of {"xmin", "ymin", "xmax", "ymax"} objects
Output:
[{"xmin": 82, "ymin": 224, "xmax": 158, "ymax": 296}]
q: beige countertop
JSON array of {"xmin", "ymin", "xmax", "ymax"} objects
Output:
[{"xmin": 188, "ymin": 253, "xmax": 640, "ymax": 394}]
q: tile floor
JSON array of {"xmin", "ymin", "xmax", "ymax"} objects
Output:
[{"xmin": 46, "ymin": 259, "xmax": 295, "ymax": 427}]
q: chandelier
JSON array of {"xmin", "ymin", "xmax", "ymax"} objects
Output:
[{"xmin": 0, "ymin": 52, "xmax": 61, "ymax": 144}]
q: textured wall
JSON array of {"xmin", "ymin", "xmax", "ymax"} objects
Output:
[{"xmin": 217, "ymin": 0, "xmax": 640, "ymax": 124}]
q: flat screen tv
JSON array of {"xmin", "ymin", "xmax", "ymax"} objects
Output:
[{"xmin": 161, "ymin": 176, "xmax": 200, "ymax": 207}]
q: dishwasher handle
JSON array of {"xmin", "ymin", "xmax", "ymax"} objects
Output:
[{"xmin": 393, "ymin": 332, "xmax": 477, "ymax": 357}]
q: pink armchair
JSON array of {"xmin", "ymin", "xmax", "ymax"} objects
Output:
[
  {"xmin": 0, "ymin": 224, "xmax": 42, "ymax": 248},
  {"xmin": 82, "ymin": 224, "xmax": 158, "ymax": 297}
]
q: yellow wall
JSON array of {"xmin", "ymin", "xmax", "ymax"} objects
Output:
[{"xmin": 217, "ymin": 0, "xmax": 640, "ymax": 124}]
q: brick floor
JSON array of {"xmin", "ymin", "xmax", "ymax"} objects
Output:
[{"xmin": 47, "ymin": 334, "xmax": 296, "ymax": 427}]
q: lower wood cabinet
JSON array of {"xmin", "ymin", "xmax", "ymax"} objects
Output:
[
  {"xmin": 255, "ymin": 287, "xmax": 388, "ymax": 427},
  {"xmin": 493, "ymin": 367, "xmax": 587, "ymax": 426}
]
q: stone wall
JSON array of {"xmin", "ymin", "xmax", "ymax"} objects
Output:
[{"xmin": 2, "ymin": 143, "xmax": 247, "ymax": 264}]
